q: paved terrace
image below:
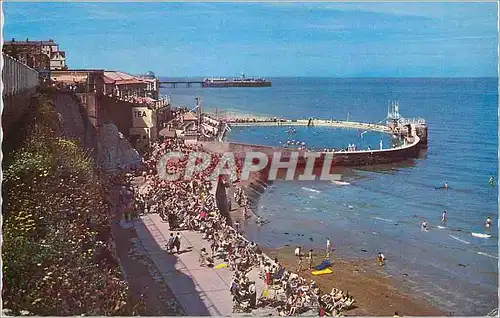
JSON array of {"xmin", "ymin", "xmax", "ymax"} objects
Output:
[
  {"xmin": 131, "ymin": 213, "xmax": 266, "ymax": 316},
  {"xmin": 130, "ymin": 175, "xmax": 267, "ymax": 317}
]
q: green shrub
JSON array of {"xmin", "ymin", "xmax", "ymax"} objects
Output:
[{"xmin": 2, "ymin": 94, "xmax": 131, "ymax": 315}]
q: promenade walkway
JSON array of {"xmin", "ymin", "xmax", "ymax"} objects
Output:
[
  {"xmin": 109, "ymin": 185, "xmax": 185, "ymax": 315},
  {"xmin": 131, "ymin": 212, "xmax": 265, "ymax": 316}
]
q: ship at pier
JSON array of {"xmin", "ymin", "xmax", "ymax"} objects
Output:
[{"xmin": 202, "ymin": 74, "xmax": 271, "ymax": 88}]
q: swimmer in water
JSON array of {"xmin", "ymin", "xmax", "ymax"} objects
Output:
[
  {"xmin": 489, "ymin": 176, "xmax": 495, "ymax": 187},
  {"xmin": 486, "ymin": 216, "xmax": 492, "ymax": 228},
  {"xmin": 421, "ymin": 220, "xmax": 428, "ymax": 232},
  {"xmin": 444, "ymin": 182, "xmax": 448, "ymax": 189},
  {"xmin": 441, "ymin": 211, "xmax": 447, "ymax": 223},
  {"xmin": 377, "ymin": 252, "xmax": 385, "ymax": 266}
]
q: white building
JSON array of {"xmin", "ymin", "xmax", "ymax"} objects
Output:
[{"xmin": 50, "ymin": 51, "xmax": 66, "ymax": 70}]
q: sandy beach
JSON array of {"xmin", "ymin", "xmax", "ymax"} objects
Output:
[
  {"xmin": 227, "ymin": 176, "xmax": 447, "ymax": 316},
  {"xmin": 263, "ymin": 246, "xmax": 447, "ymax": 316}
]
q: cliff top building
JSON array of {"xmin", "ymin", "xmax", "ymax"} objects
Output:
[
  {"xmin": 103, "ymin": 71, "xmax": 159, "ymax": 99},
  {"xmin": 3, "ymin": 38, "xmax": 67, "ymax": 71}
]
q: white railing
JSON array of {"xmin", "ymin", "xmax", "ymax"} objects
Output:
[
  {"xmin": 2, "ymin": 53, "xmax": 39, "ymax": 96},
  {"xmin": 398, "ymin": 117, "xmax": 426, "ymax": 125}
]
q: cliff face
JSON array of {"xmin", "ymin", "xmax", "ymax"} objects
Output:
[
  {"xmin": 51, "ymin": 92, "xmax": 88, "ymax": 146},
  {"xmin": 97, "ymin": 123, "xmax": 142, "ymax": 173},
  {"xmin": 50, "ymin": 90, "xmax": 141, "ymax": 173}
]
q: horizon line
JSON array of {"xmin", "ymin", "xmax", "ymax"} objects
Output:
[{"xmin": 155, "ymin": 75, "xmax": 498, "ymax": 79}]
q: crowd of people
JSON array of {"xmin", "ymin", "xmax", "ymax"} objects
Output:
[
  {"xmin": 225, "ymin": 116, "xmax": 291, "ymax": 124},
  {"xmin": 121, "ymin": 138, "xmax": 355, "ymax": 316}
]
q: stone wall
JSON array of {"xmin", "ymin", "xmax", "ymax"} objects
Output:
[
  {"xmin": 2, "ymin": 88, "xmax": 37, "ymax": 136},
  {"xmin": 2, "ymin": 53, "xmax": 40, "ymax": 136},
  {"xmin": 2, "ymin": 53, "xmax": 39, "ymax": 96},
  {"xmin": 226, "ymin": 136, "xmax": 423, "ymax": 168}
]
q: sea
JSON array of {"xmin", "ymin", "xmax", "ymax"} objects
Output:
[{"xmin": 160, "ymin": 77, "xmax": 498, "ymax": 315}]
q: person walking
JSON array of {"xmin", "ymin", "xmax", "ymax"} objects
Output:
[
  {"xmin": 166, "ymin": 233, "xmax": 175, "ymax": 253},
  {"xmin": 441, "ymin": 211, "xmax": 447, "ymax": 224},
  {"xmin": 199, "ymin": 248, "xmax": 208, "ymax": 267},
  {"xmin": 308, "ymin": 249, "xmax": 314, "ymax": 269},
  {"xmin": 173, "ymin": 232, "xmax": 181, "ymax": 253},
  {"xmin": 296, "ymin": 256, "xmax": 303, "ymax": 272},
  {"xmin": 326, "ymin": 237, "xmax": 331, "ymax": 258}
]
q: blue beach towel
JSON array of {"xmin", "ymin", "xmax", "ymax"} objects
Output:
[{"xmin": 314, "ymin": 260, "xmax": 331, "ymax": 270}]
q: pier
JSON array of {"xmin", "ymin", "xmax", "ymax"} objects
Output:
[{"xmin": 159, "ymin": 81, "xmax": 203, "ymax": 88}]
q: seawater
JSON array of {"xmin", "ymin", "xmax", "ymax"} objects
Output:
[{"xmin": 160, "ymin": 77, "xmax": 498, "ymax": 315}]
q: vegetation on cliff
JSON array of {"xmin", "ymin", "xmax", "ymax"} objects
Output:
[{"xmin": 2, "ymin": 94, "xmax": 131, "ymax": 315}]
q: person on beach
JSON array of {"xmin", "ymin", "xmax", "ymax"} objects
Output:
[
  {"xmin": 296, "ymin": 256, "xmax": 303, "ymax": 272},
  {"xmin": 393, "ymin": 311, "xmax": 400, "ymax": 317},
  {"xmin": 326, "ymin": 237, "xmax": 331, "ymax": 257},
  {"xmin": 441, "ymin": 211, "xmax": 447, "ymax": 224},
  {"xmin": 264, "ymin": 263, "xmax": 271, "ymax": 285},
  {"xmin": 174, "ymin": 232, "xmax": 181, "ymax": 253},
  {"xmin": 129, "ymin": 138, "xmax": 357, "ymax": 315},
  {"xmin": 234, "ymin": 220, "xmax": 240, "ymax": 233},
  {"xmin": 308, "ymin": 249, "xmax": 314, "ymax": 269},
  {"xmin": 377, "ymin": 252, "xmax": 385, "ymax": 266},
  {"xmin": 486, "ymin": 216, "xmax": 492, "ymax": 228},
  {"xmin": 249, "ymin": 281, "xmax": 257, "ymax": 308},
  {"xmin": 294, "ymin": 246, "xmax": 301, "ymax": 257},
  {"xmin": 421, "ymin": 220, "xmax": 428, "ymax": 232}
]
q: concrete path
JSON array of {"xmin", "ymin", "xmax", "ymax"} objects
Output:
[
  {"xmin": 132, "ymin": 213, "xmax": 265, "ymax": 316},
  {"xmin": 110, "ymin": 185, "xmax": 185, "ymax": 315}
]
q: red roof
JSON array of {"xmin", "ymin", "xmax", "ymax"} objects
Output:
[
  {"xmin": 103, "ymin": 76, "xmax": 115, "ymax": 84},
  {"xmin": 115, "ymin": 79, "xmax": 147, "ymax": 85}
]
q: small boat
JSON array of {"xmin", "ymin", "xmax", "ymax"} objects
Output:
[
  {"xmin": 331, "ymin": 180, "xmax": 350, "ymax": 186},
  {"xmin": 472, "ymin": 232, "xmax": 491, "ymax": 239}
]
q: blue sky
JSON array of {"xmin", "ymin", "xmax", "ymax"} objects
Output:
[{"xmin": 3, "ymin": 2, "xmax": 498, "ymax": 77}]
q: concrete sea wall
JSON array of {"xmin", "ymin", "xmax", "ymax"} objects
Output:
[{"xmin": 2, "ymin": 53, "xmax": 40, "ymax": 135}]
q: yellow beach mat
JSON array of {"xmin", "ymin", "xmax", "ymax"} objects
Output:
[
  {"xmin": 311, "ymin": 268, "xmax": 333, "ymax": 276},
  {"xmin": 215, "ymin": 263, "xmax": 228, "ymax": 269}
]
